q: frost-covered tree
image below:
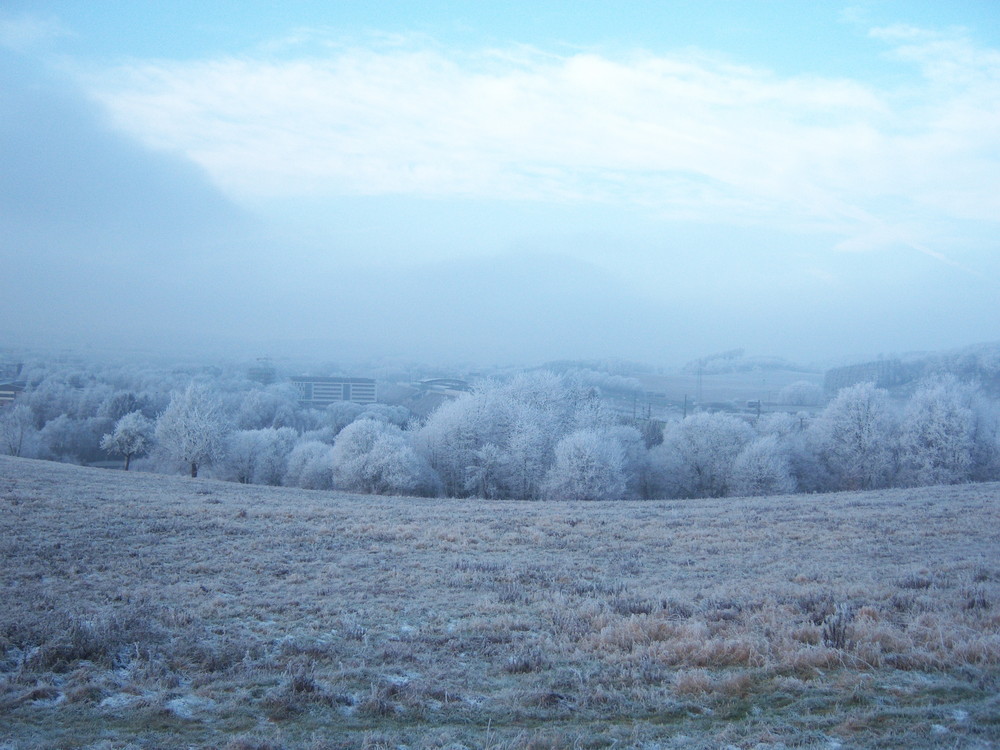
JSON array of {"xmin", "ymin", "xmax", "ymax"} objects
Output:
[
  {"xmin": 415, "ymin": 380, "xmax": 520, "ymax": 497},
  {"xmin": 100, "ymin": 410, "xmax": 153, "ymax": 470},
  {"xmin": 563, "ymin": 368, "xmax": 644, "ymax": 396},
  {"xmin": 284, "ymin": 440, "xmax": 335, "ymax": 490},
  {"xmin": 505, "ymin": 373, "xmax": 593, "ymax": 499},
  {"xmin": 323, "ymin": 401, "xmax": 366, "ymax": 435},
  {"xmin": 0, "ymin": 403, "xmax": 36, "ymax": 457},
  {"xmin": 466, "ymin": 442, "xmax": 510, "ymax": 499},
  {"xmin": 39, "ymin": 414, "xmax": 110, "ymax": 463},
  {"xmin": 898, "ymin": 377, "xmax": 976, "ymax": 487},
  {"xmin": 220, "ymin": 427, "xmax": 297, "ymax": 485},
  {"xmin": 224, "ymin": 431, "xmax": 261, "ymax": 484},
  {"xmin": 653, "ymin": 412, "xmax": 755, "ymax": 498},
  {"xmin": 234, "ymin": 388, "xmax": 299, "ymax": 431},
  {"xmin": 730, "ymin": 435, "xmax": 797, "ymax": 497},
  {"xmin": 603, "ymin": 424, "xmax": 650, "ymax": 498},
  {"xmin": 25, "ymin": 374, "xmax": 88, "ymax": 424},
  {"xmin": 332, "ymin": 418, "xmax": 440, "ymax": 496},
  {"xmin": 759, "ymin": 412, "xmax": 834, "ymax": 493},
  {"xmin": 359, "ymin": 403, "xmax": 411, "ymax": 428},
  {"xmin": 778, "ymin": 381, "xmax": 824, "ymax": 407},
  {"xmin": 99, "ymin": 391, "xmax": 156, "ymax": 422},
  {"xmin": 502, "ymin": 420, "xmax": 550, "ymax": 500},
  {"xmin": 811, "ymin": 382, "xmax": 897, "ymax": 491},
  {"xmin": 416, "ymin": 372, "xmax": 604, "ymax": 499},
  {"xmin": 970, "ymin": 395, "xmax": 1000, "ymax": 482},
  {"xmin": 154, "ymin": 384, "xmax": 228, "ymax": 477},
  {"xmin": 542, "ymin": 428, "xmax": 629, "ymax": 501}
]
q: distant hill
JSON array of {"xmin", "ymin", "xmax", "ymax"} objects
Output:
[
  {"xmin": 681, "ymin": 349, "xmax": 813, "ymax": 376},
  {"xmin": 824, "ymin": 341, "xmax": 1000, "ymax": 395}
]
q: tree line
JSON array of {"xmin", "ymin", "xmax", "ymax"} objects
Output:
[{"xmin": 2, "ymin": 360, "xmax": 999, "ymax": 500}]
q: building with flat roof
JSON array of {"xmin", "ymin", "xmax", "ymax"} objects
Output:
[
  {"xmin": 0, "ymin": 381, "xmax": 25, "ymax": 407},
  {"xmin": 290, "ymin": 376, "xmax": 376, "ymax": 408}
]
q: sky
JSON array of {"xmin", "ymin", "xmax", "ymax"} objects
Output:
[{"xmin": 1, "ymin": 1, "xmax": 999, "ymax": 368}]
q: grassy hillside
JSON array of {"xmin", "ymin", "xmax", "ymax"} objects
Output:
[{"xmin": 1, "ymin": 456, "xmax": 998, "ymax": 749}]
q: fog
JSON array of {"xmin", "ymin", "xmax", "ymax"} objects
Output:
[{"xmin": 2, "ymin": 5, "xmax": 999, "ymax": 370}]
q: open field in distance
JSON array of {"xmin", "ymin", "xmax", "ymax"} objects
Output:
[{"xmin": 1, "ymin": 455, "xmax": 998, "ymax": 749}]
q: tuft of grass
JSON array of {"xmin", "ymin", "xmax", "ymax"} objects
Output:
[
  {"xmin": 822, "ymin": 604, "xmax": 852, "ymax": 650},
  {"xmin": 505, "ymin": 648, "xmax": 549, "ymax": 674}
]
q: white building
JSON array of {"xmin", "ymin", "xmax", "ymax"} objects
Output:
[{"xmin": 290, "ymin": 376, "xmax": 376, "ymax": 408}]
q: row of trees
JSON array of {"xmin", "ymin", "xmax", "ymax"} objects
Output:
[
  {"xmin": 3, "ymin": 360, "xmax": 999, "ymax": 500},
  {"xmin": 411, "ymin": 375, "xmax": 1000, "ymax": 499}
]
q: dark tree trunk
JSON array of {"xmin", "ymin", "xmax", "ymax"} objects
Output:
[
  {"xmin": 124, "ymin": 453, "xmax": 132, "ymax": 471},
  {"xmin": 191, "ymin": 462, "xmax": 198, "ymax": 478}
]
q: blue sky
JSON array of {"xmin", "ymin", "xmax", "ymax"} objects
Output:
[{"xmin": 1, "ymin": 1, "xmax": 999, "ymax": 366}]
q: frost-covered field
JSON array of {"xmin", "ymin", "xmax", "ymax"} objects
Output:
[{"xmin": 1, "ymin": 455, "xmax": 998, "ymax": 749}]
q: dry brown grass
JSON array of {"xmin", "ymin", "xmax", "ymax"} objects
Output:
[{"xmin": 1, "ymin": 455, "xmax": 998, "ymax": 748}]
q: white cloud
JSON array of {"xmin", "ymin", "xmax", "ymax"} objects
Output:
[{"xmin": 79, "ymin": 28, "xmax": 1000, "ymax": 254}]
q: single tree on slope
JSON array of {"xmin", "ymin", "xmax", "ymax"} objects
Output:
[
  {"xmin": 155, "ymin": 384, "xmax": 228, "ymax": 478},
  {"xmin": 100, "ymin": 410, "xmax": 153, "ymax": 470}
]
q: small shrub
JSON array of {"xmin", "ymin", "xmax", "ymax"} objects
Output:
[
  {"xmin": 796, "ymin": 591, "xmax": 836, "ymax": 625},
  {"xmin": 822, "ymin": 606, "xmax": 851, "ymax": 650}
]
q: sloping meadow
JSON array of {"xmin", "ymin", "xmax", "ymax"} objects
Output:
[{"xmin": 1, "ymin": 455, "xmax": 998, "ymax": 748}]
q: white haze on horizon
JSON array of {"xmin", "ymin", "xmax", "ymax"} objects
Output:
[{"xmin": 1, "ymin": 11, "xmax": 999, "ymax": 369}]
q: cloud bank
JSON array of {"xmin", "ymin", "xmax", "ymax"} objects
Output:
[{"xmin": 82, "ymin": 27, "xmax": 1000, "ymax": 255}]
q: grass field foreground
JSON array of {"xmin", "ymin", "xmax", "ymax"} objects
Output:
[{"xmin": 1, "ymin": 455, "xmax": 999, "ymax": 748}]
